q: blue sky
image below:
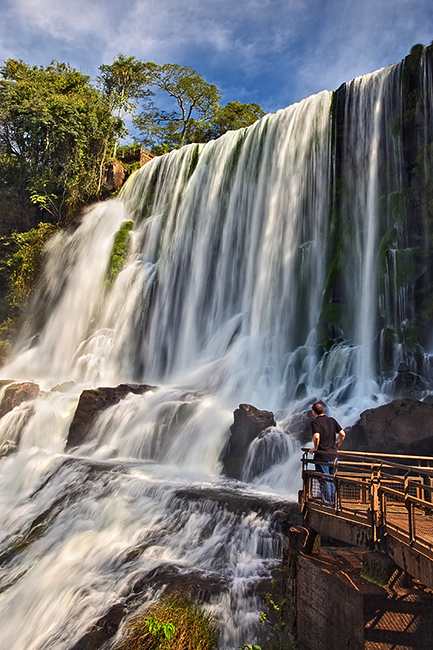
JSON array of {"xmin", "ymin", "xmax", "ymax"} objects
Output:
[{"xmin": 0, "ymin": 0, "xmax": 432, "ymax": 114}]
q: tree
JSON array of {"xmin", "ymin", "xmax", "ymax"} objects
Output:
[
  {"xmin": 185, "ymin": 101, "xmax": 265, "ymax": 143},
  {"xmin": 0, "ymin": 59, "xmax": 116, "ymax": 226},
  {"xmin": 135, "ymin": 63, "xmax": 222, "ymax": 149},
  {"xmin": 97, "ymin": 54, "xmax": 151, "ymax": 157}
]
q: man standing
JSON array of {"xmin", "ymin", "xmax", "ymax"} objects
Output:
[{"xmin": 311, "ymin": 402, "xmax": 345, "ymax": 505}]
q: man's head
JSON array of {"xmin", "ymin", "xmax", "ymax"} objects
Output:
[{"xmin": 312, "ymin": 402, "xmax": 324, "ymax": 416}]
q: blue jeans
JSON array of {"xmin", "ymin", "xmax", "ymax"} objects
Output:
[{"xmin": 315, "ymin": 463, "xmax": 335, "ymax": 505}]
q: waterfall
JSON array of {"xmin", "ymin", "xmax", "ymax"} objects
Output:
[{"xmin": 0, "ymin": 47, "xmax": 432, "ymax": 649}]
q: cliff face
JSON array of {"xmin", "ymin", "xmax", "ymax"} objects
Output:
[{"xmin": 322, "ymin": 44, "xmax": 433, "ymax": 378}]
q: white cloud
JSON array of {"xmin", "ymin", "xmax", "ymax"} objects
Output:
[
  {"xmin": 0, "ymin": 0, "xmax": 432, "ymax": 112},
  {"xmin": 295, "ymin": 0, "xmax": 433, "ymax": 101}
]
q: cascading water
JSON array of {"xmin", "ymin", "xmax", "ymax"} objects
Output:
[{"xmin": 0, "ymin": 46, "xmax": 432, "ymax": 649}]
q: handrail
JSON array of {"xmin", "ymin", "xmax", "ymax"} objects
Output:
[
  {"xmin": 301, "ymin": 448, "xmax": 433, "ymax": 462},
  {"xmin": 300, "ymin": 449, "xmax": 433, "ymax": 564},
  {"xmin": 301, "ymin": 448, "xmax": 433, "ymax": 476}
]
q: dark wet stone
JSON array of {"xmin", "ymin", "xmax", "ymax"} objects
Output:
[
  {"xmin": 70, "ymin": 603, "xmax": 126, "ymax": 650},
  {"xmin": 130, "ymin": 564, "xmax": 228, "ymax": 604},
  {"xmin": 342, "ymin": 398, "xmax": 433, "ymax": 455},
  {"xmin": 66, "ymin": 383, "xmax": 156, "ymax": 449},
  {"xmin": 174, "ymin": 484, "xmax": 301, "ymax": 532},
  {"xmin": 221, "ymin": 403, "xmax": 276, "ymax": 479},
  {"xmin": 392, "ymin": 368, "xmax": 427, "ymax": 399}
]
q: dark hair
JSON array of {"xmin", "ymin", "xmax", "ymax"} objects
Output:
[{"xmin": 312, "ymin": 402, "xmax": 324, "ymax": 415}]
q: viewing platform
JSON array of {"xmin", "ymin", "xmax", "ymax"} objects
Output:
[
  {"xmin": 300, "ymin": 450, "xmax": 433, "ymax": 589},
  {"xmin": 283, "ymin": 451, "xmax": 433, "ymax": 649}
]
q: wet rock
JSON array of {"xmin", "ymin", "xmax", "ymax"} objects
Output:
[
  {"xmin": 70, "ymin": 603, "xmax": 126, "ymax": 650},
  {"xmin": 175, "ymin": 484, "xmax": 301, "ymax": 529},
  {"xmin": 66, "ymin": 383, "xmax": 156, "ymax": 449},
  {"xmin": 392, "ymin": 364, "xmax": 427, "ymax": 399},
  {"xmin": 130, "ymin": 565, "xmax": 228, "ymax": 604},
  {"xmin": 295, "ymin": 382, "xmax": 307, "ymax": 399},
  {"xmin": 280, "ymin": 409, "xmax": 314, "ymax": 446},
  {"xmin": 221, "ymin": 403, "xmax": 276, "ymax": 479},
  {"xmin": 343, "ymin": 398, "xmax": 433, "ymax": 455},
  {"xmin": 0, "ymin": 381, "xmax": 40, "ymax": 418}
]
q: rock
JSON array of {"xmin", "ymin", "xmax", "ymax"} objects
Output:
[
  {"xmin": 66, "ymin": 383, "xmax": 156, "ymax": 449},
  {"xmin": 221, "ymin": 403, "xmax": 276, "ymax": 479},
  {"xmin": 295, "ymin": 383, "xmax": 307, "ymax": 399},
  {"xmin": 343, "ymin": 398, "xmax": 433, "ymax": 455},
  {"xmin": 130, "ymin": 565, "xmax": 228, "ymax": 604},
  {"xmin": 0, "ymin": 382, "xmax": 40, "ymax": 418},
  {"xmin": 392, "ymin": 366, "xmax": 426, "ymax": 399},
  {"xmin": 70, "ymin": 603, "xmax": 126, "ymax": 650},
  {"xmin": 102, "ymin": 160, "xmax": 125, "ymax": 192}
]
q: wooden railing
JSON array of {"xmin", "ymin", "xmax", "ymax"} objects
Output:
[{"xmin": 300, "ymin": 450, "xmax": 433, "ymax": 566}]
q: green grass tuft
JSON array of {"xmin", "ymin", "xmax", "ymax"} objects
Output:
[{"xmin": 115, "ymin": 595, "xmax": 217, "ymax": 650}]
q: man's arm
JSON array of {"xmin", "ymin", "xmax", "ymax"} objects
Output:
[
  {"xmin": 311, "ymin": 432, "xmax": 320, "ymax": 452},
  {"xmin": 336, "ymin": 429, "xmax": 345, "ymax": 448}
]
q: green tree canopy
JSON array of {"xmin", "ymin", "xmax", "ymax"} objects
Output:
[
  {"xmin": 134, "ymin": 63, "xmax": 223, "ymax": 150},
  {"xmin": 0, "ymin": 59, "xmax": 116, "ymax": 225},
  {"xmin": 185, "ymin": 101, "xmax": 266, "ymax": 143},
  {"xmin": 97, "ymin": 54, "xmax": 152, "ymax": 157}
]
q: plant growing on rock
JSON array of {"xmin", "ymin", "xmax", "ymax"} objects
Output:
[{"xmin": 115, "ymin": 595, "xmax": 217, "ymax": 650}]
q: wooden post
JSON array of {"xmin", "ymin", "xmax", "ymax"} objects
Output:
[
  {"xmin": 370, "ymin": 464, "xmax": 381, "ymax": 543},
  {"xmin": 281, "ymin": 526, "xmax": 309, "ymax": 642}
]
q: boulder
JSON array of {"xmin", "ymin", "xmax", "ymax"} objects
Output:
[
  {"xmin": 343, "ymin": 398, "xmax": 433, "ymax": 455},
  {"xmin": 70, "ymin": 603, "xmax": 125, "ymax": 650},
  {"xmin": 66, "ymin": 383, "xmax": 155, "ymax": 449},
  {"xmin": 0, "ymin": 381, "xmax": 40, "ymax": 418},
  {"xmin": 392, "ymin": 363, "xmax": 427, "ymax": 399},
  {"xmin": 221, "ymin": 403, "xmax": 276, "ymax": 479}
]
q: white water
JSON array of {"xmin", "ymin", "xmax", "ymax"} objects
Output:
[{"xmin": 0, "ymin": 55, "xmax": 431, "ymax": 649}]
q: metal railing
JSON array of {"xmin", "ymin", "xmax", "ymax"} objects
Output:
[{"xmin": 301, "ymin": 449, "xmax": 433, "ymax": 559}]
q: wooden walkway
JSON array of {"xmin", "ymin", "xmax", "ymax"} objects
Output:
[{"xmin": 300, "ymin": 450, "xmax": 433, "ymax": 589}]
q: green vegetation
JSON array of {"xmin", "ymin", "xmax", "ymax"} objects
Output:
[
  {"xmin": 134, "ymin": 62, "xmax": 222, "ymax": 151},
  {"xmin": 0, "ymin": 222, "xmax": 57, "ymax": 358},
  {"xmin": 4, "ymin": 222, "xmax": 58, "ymax": 309},
  {"xmin": 105, "ymin": 220, "xmax": 134, "ymax": 287},
  {"xmin": 185, "ymin": 101, "xmax": 265, "ymax": 144},
  {"xmin": 115, "ymin": 595, "xmax": 217, "ymax": 650},
  {"xmin": 0, "ymin": 59, "xmax": 117, "ymax": 227},
  {"xmin": 97, "ymin": 55, "xmax": 151, "ymax": 158}
]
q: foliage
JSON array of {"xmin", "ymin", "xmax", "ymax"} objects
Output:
[
  {"xmin": 115, "ymin": 595, "xmax": 217, "ymax": 650},
  {"xmin": 105, "ymin": 220, "xmax": 134, "ymax": 287},
  {"xmin": 98, "ymin": 54, "xmax": 152, "ymax": 157},
  {"xmin": 3, "ymin": 222, "xmax": 58, "ymax": 310},
  {"xmin": 0, "ymin": 59, "xmax": 116, "ymax": 225},
  {"xmin": 186, "ymin": 101, "xmax": 265, "ymax": 143},
  {"xmin": 0, "ymin": 222, "xmax": 57, "ymax": 357},
  {"xmin": 134, "ymin": 62, "xmax": 223, "ymax": 149}
]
